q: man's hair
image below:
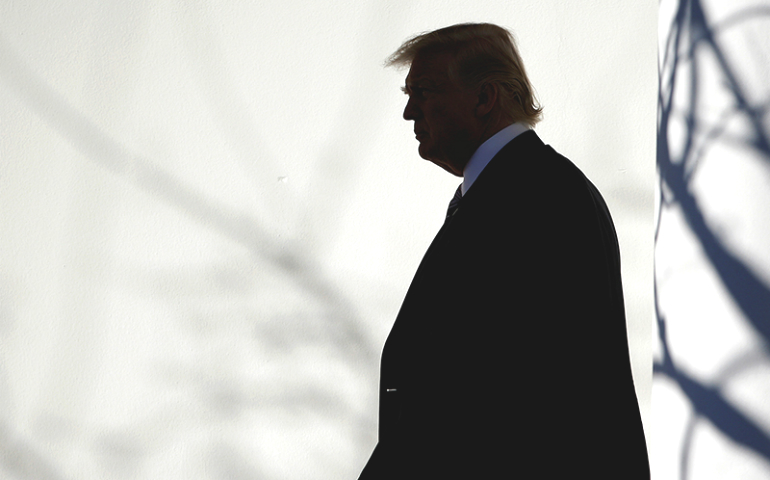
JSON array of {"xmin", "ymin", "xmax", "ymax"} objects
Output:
[{"xmin": 386, "ymin": 23, "xmax": 543, "ymax": 127}]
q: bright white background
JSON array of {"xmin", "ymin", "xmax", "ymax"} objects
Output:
[
  {"xmin": 0, "ymin": 1, "xmax": 657, "ymax": 478},
  {"xmin": 654, "ymin": 0, "xmax": 770, "ymax": 478}
]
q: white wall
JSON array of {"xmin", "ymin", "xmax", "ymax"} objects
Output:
[
  {"xmin": 654, "ymin": 0, "xmax": 770, "ymax": 478},
  {"xmin": 0, "ymin": 1, "xmax": 657, "ymax": 478}
]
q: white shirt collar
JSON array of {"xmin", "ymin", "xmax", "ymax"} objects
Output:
[{"xmin": 462, "ymin": 122, "xmax": 529, "ymax": 195}]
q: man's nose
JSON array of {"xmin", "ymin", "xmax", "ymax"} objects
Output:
[{"xmin": 403, "ymin": 97, "xmax": 419, "ymax": 120}]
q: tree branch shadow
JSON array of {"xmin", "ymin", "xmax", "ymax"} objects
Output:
[
  {"xmin": 0, "ymin": 12, "xmax": 381, "ymax": 476},
  {"xmin": 656, "ymin": 0, "xmax": 770, "ymax": 477}
]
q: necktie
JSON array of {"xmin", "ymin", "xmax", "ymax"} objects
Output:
[{"xmin": 446, "ymin": 184, "xmax": 463, "ymax": 220}]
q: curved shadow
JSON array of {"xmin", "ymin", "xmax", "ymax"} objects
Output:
[
  {"xmin": 0, "ymin": 8, "xmax": 385, "ymax": 476},
  {"xmin": 656, "ymin": 0, "xmax": 770, "ymax": 477}
]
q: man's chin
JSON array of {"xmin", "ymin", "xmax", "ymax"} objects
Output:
[
  {"xmin": 416, "ymin": 145, "xmax": 461, "ymax": 176},
  {"xmin": 435, "ymin": 162, "xmax": 463, "ymax": 176},
  {"xmin": 417, "ymin": 143, "xmax": 432, "ymax": 160},
  {"xmin": 416, "ymin": 145, "xmax": 436, "ymax": 164},
  {"xmin": 426, "ymin": 157, "xmax": 463, "ymax": 176}
]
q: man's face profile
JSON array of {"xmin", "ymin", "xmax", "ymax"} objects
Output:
[{"xmin": 402, "ymin": 52, "xmax": 479, "ymax": 176}]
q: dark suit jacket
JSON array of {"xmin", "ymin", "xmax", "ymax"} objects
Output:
[{"xmin": 358, "ymin": 131, "xmax": 650, "ymax": 479}]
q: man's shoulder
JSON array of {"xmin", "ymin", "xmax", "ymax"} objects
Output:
[
  {"xmin": 475, "ymin": 130, "xmax": 589, "ymax": 196},
  {"xmin": 464, "ymin": 130, "xmax": 616, "ymax": 232}
]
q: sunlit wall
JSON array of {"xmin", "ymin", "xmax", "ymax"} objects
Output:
[
  {"xmin": 654, "ymin": 0, "xmax": 770, "ymax": 478},
  {"xmin": 0, "ymin": 1, "xmax": 656, "ymax": 478}
]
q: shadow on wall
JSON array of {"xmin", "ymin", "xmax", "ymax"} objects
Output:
[
  {"xmin": 0, "ymin": 24, "xmax": 379, "ymax": 479},
  {"xmin": 656, "ymin": 0, "xmax": 770, "ymax": 478}
]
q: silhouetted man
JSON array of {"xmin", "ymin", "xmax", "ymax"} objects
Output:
[{"xmin": 358, "ymin": 23, "xmax": 650, "ymax": 479}]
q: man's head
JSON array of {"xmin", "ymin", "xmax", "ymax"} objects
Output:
[{"xmin": 387, "ymin": 23, "xmax": 542, "ymax": 175}]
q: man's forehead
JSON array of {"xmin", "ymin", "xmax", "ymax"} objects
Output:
[
  {"xmin": 404, "ymin": 70, "xmax": 435, "ymax": 86},
  {"xmin": 405, "ymin": 53, "xmax": 452, "ymax": 85}
]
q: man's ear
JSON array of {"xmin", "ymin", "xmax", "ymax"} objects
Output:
[{"xmin": 475, "ymin": 83, "xmax": 499, "ymax": 117}]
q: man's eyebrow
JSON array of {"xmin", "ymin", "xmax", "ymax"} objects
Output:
[{"xmin": 401, "ymin": 80, "xmax": 433, "ymax": 95}]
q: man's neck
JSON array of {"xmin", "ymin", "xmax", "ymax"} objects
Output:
[{"xmin": 462, "ymin": 122, "xmax": 530, "ymax": 195}]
